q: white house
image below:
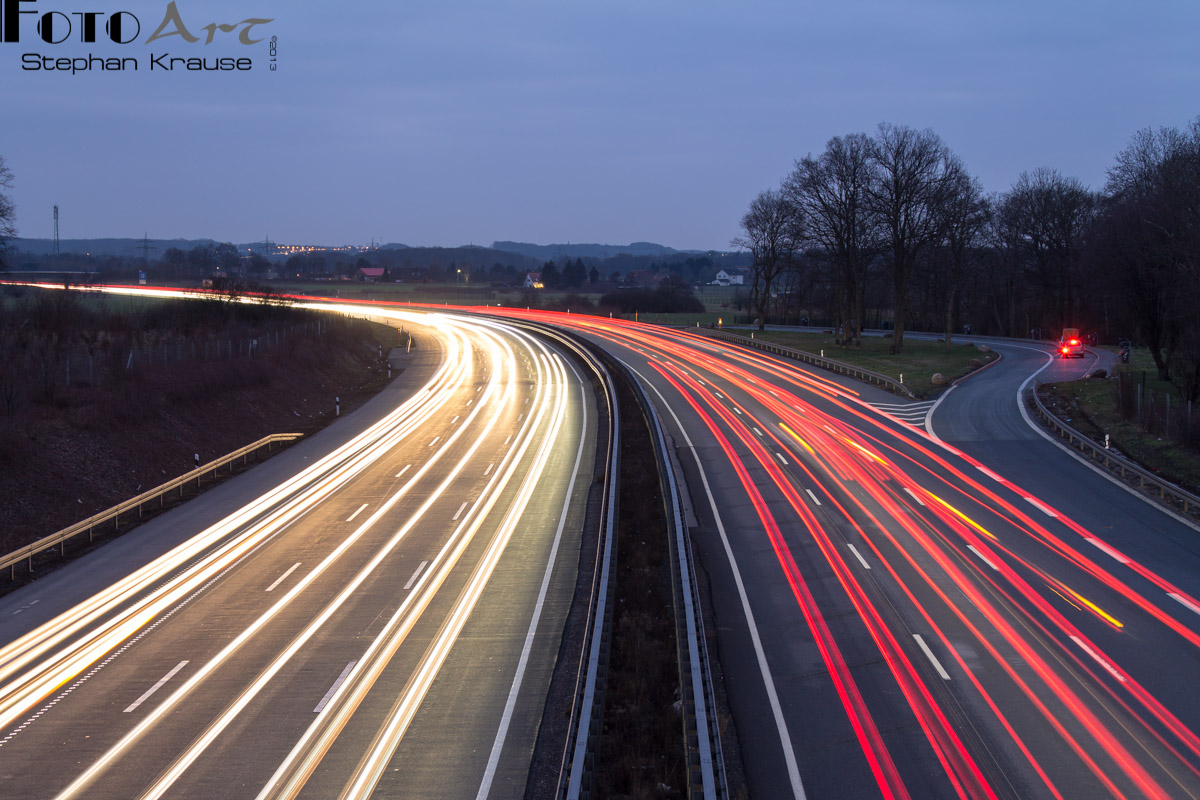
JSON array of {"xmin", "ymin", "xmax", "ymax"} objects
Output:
[
  {"xmin": 524, "ymin": 272, "xmax": 544, "ymax": 289},
  {"xmin": 711, "ymin": 268, "xmax": 749, "ymax": 286}
]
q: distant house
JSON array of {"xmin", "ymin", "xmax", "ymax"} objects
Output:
[
  {"xmin": 357, "ymin": 267, "xmax": 386, "ymax": 282},
  {"xmin": 524, "ymin": 272, "xmax": 544, "ymax": 289},
  {"xmin": 711, "ymin": 268, "xmax": 749, "ymax": 286}
]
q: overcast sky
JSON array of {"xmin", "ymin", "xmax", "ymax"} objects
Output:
[{"xmin": 3, "ymin": 0, "xmax": 1197, "ymax": 251}]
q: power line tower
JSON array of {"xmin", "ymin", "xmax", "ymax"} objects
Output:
[
  {"xmin": 53, "ymin": 205, "xmax": 60, "ymax": 256},
  {"xmin": 139, "ymin": 232, "xmax": 156, "ymax": 264}
]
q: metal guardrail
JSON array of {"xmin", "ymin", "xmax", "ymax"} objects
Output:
[
  {"xmin": 627, "ymin": 365, "xmax": 725, "ymax": 799},
  {"xmin": 1028, "ymin": 386, "xmax": 1200, "ymax": 519},
  {"xmin": 1, "ymin": 432, "xmax": 303, "ymax": 579},
  {"xmin": 527, "ymin": 319, "xmax": 724, "ymax": 799},
  {"xmin": 695, "ymin": 328, "xmax": 916, "ymax": 398},
  {"xmin": 544, "ymin": 331, "xmax": 620, "ymax": 800}
]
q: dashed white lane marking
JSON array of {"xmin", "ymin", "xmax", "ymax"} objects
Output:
[
  {"xmin": 517, "ymin": 413, "xmax": 525, "ymax": 422},
  {"xmin": 428, "ymin": 436, "xmax": 440, "ymax": 447},
  {"xmin": 1025, "ymin": 496, "xmax": 1058, "ymax": 517},
  {"xmin": 314, "ymin": 662, "xmax": 357, "ymax": 713},
  {"xmin": 395, "ymin": 464, "xmax": 411, "ymax": 478},
  {"xmin": 1070, "ymin": 636, "xmax": 1125, "ymax": 683},
  {"xmin": 1086, "ymin": 537, "xmax": 1130, "ymax": 564},
  {"xmin": 904, "ymin": 487, "xmax": 927, "ymax": 506},
  {"xmin": 733, "ymin": 407, "xmax": 743, "ymax": 415},
  {"xmin": 403, "ymin": 560, "xmax": 429, "ymax": 591},
  {"xmin": 452, "ymin": 501, "xmax": 469, "ymax": 521},
  {"xmin": 776, "ymin": 452, "xmax": 788, "ymax": 465},
  {"xmin": 967, "ymin": 545, "xmax": 999, "ymax": 571},
  {"xmin": 125, "ymin": 661, "xmax": 189, "ymax": 713},
  {"xmin": 913, "ymin": 635, "xmax": 951, "ymax": 680},
  {"xmin": 10, "ymin": 600, "xmax": 38, "ymax": 616},
  {"xmin": 265, "ymin": 563, "xmax": 301, "ymax": 593},
  {"xmin": 805, "ymin": 489, "xmax": 822, "ymax": 506},
  {"xmin": 752, "ymin": 427, "xmax": 763, "ymax": 436},
  {"xmin": 847, "ymin": 543, "xmax": 870, "ymax": 569},
  {"xmin": 975, "ymin": 465, "xmax": 1005, "ymax": 482},
  {"xmin": 484, "ymin": 463, "xmax": 494, "ymax": 476},
  {"xmin": 1168, "ymin": 593, "xmax": 1200, "ymax": 617},
  {"xmin": 346, "ymin": 503, "xmax": 368, "ymax": 522},
  {"xmin": 451, "ymin": 415, "xmax": 459, "ymax": 424}
]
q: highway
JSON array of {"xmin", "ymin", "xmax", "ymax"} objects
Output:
[
  {"xmin": 0, "ymin": 305, "xmax": 601, "ymax": 800},
  {"xmin": 496, "ymin": 311, "xmax": 1200, "ymax": 800}
]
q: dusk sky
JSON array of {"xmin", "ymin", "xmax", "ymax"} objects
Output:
[{"xmin": 3, "ymin": 0, "xmax": 1197, "ymax": 251}]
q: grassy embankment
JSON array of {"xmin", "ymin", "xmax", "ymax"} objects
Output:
[
  {"xmin": 0, "ymin": 286, "xmax": 398, "ymax": 556},
  {"xmin": 1039, "ymin": 348, "xmax": 1200, "ymax": 493},
  {"xmin": 740, "ymin": 330, "xmax": 997, "ymax": 399}
]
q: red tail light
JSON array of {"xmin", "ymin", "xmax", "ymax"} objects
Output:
[
  {"xmin": 1069, "ymin": 339, "xmax": 1079, "ymax": 346},
  {"xmin": 1061, "ymin": 347, "xmax": 1069, "ymax": 354}
]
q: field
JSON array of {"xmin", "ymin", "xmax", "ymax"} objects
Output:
[{"xmin": 744, "ymin": 330, "xmax": 997, "ymax": 399}]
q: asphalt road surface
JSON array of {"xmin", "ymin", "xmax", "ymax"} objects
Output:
[
  {"xmin": 0, "ymin": 306, "xmax": 599, "ymax": 800},
  {"xmin": 513, "ymin": 312, "xmax": 1200, "ymax": 800}
]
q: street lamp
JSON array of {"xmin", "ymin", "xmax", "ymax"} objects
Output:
[{"xmin": 456, "ymin": 268, "xmax": 461, "ymax": 285}]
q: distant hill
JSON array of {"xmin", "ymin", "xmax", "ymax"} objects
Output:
[
  {"xmin": 13, "ymin": 237, "xmax": 218, "ymax": 257},
  {"xmin": 491, "ymin": 241, "xmax": 703, "ymax": 261}
]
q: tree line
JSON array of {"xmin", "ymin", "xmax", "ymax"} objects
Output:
[{"xmin": 735, "ymin": 118, "xmax": 1200, "ymax": 400}]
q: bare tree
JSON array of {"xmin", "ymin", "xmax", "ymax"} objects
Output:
[
  {"xmin": 934, "ymin": 154, "xmax": 990, "ymax": 352},
  {"xmin": 868, "ymin": 123, "xmax": 950, "ymax": 354},
  {"xmin": 1093, "ymin": 118, "xmax": 1200, "ymax": 390},
  {"xmin": 996, "ymin": 167, "xmax": 1095, "ymax": 338},
  {"xmin": 784, "ymin": 133, "xmax": 878, "ymax": 345},
  {"xmin": 0, "ymin": 156, "xmax": 16, "ymax": 269},
  {"xmin": 732, "ymin": 188, "xmax": 803, "ymax": 330}
]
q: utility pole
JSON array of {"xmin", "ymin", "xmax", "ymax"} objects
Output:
[{"xmin": 53, "ymin": 205, "xmax": 60, "ymax": 256}]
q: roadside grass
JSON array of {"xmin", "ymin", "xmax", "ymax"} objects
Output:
[
  {"xmin": 733, "ymin": 330, "xmax": 997, "ymax": 399},
  {"xmin": 1040, "ymin": 347, "xmax": 1200, "ymax": 493}
]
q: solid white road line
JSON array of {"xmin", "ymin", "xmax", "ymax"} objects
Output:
[
  {"xmin": 1070, "ymin": 636, "xmax": 1125, "ymax": 683},
  {"xmin": 1085, "ymin": 537, "xmax": 1130, "ymax": 564},
  {"xmin": 346, "ymin": 503, "xmax": 369, "ymax": 523},
  {"xmin": 395, "ymin": 464, "xmax": 411, "ymax": 478},
  {"xmin": 476, "ymin": 362, "xmax": 588, "ymax": 800},
  {"xmin": 846, "ymin": 543, "xmax": 870, "ymax": 569},
  {"xmin": 805, "ymin": 489, "xmax": 822, "ymax": 506},
  {"xmin": 913, "ymin": 635, "xmax": 951, "ymax": 680},
  {"xmin": 452, "ymin": 502, "xmax": 469, "ymax": 521},
  {"xmin": 265, "ymin": 563, "xmax": 301, "ymax": 593},
  {"xmin": 124, "ymin": 662, "xmax": 189, "ymax": 713},
  {"xmin": 403, "ymin": 561, "xmax": 429, "ymax": 591},
  {"xmin": 967, "ymin": 545, "xmax": 999, "ymax": 571},
  {"xmin": 314, "ymin": 662, "xmax": 357, "ymax": 713},
  {"xmin": 1168, "ymin": 593, "xmax": 1200, "ymax": 617},
  {"xmin": 632, "ymin": 366, "xmax": 807, "ymax": 800}
]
